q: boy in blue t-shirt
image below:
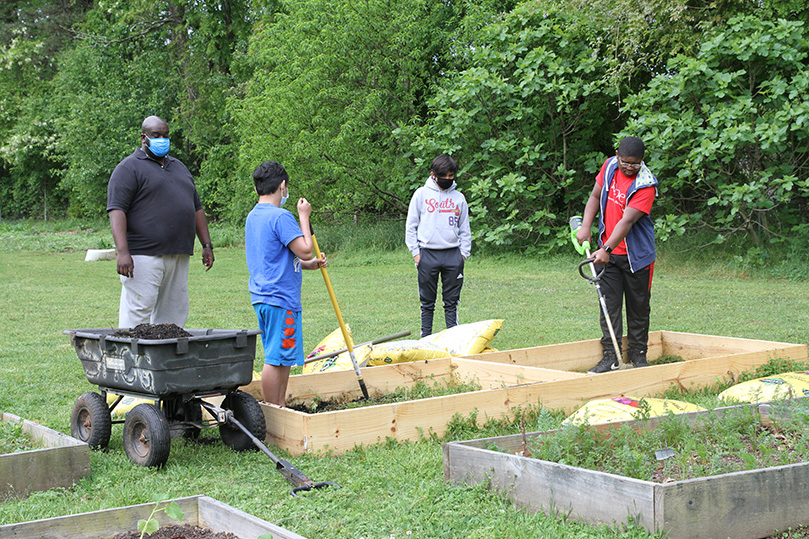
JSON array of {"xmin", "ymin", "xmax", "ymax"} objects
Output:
[{"xmin": 245, "ymin": 161, "xmax": 326, "ymax": 406}]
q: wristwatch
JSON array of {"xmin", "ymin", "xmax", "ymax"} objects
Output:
[
  {"xmin": 604, "ymin": 245, "xmax": 613, "ymax": 254},
  {"xmin": 203, "ymin": 243, "xmax": 213, "ymax": 249}
]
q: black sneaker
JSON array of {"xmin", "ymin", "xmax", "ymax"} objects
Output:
[
  {"xmin": 630, "ymin": 351, "xmax": 649, "ymax": 368},
  {"xmin": 588, "ymin": 356, "xmax": 619, "ymax": 374}
]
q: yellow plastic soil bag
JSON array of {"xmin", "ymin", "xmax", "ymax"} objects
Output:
[
  {"xmin": 367, "ymin": 340, "xmax": 452, "ymax": 366},
  {"xmin": 106, "ymin": 392, "xmax": 158, "ymax": 418},
  {"xmin": 420, "ymin": 319, "xmax": 504, "ymax": 356},
  {"xmin": 563, "ymin": 397, "xmax": 707, "ymax": 426},
  {"xmin": 718, "ymin": 371, "xmax": 809, "ymax": 404},
  {"xmin": 302, "ymin": 327, "xmax": 351, "ymax": 374},
  {"xmin": 303, "ymin": 344, "xmax": 373, "ymax": 373}
]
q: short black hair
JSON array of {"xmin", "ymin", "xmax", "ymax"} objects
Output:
[
  {"xmin": 430, "ymin": 154, "xmax": 458, "ymax": 177},
  {"xmin": 252, "ymin": 161, "xmax": 288, "ymax": 196},
  {"xmin": 617, "ymin": 136, "xmax": 645, "ymax": 160}
]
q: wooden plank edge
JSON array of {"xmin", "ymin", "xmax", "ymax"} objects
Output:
[{"xmin": 198, "ymin": 496, "xmax": 308, "ymax": 539}]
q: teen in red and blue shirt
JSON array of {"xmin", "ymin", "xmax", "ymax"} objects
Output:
[{"xmin": 576, "ymin": 136, "xmax": 658, "ymax": 373}]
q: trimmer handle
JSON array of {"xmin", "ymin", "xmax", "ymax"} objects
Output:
[
  {"xmin": 569, "ymin": 215, "xmax": 590, "ymax": 255},
  {"xmin": 578, "ymin": 257, "xmax": 605, "ymax": 282}
]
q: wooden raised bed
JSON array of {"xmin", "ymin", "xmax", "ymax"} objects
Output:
[
  {"xmin": 0, "ymin": 495, "xmax": 307, "ymax": 539},
  {"xmin": 442, "ymin": 401, "xmax": 809, "ymax": 539},
  {"xmin": 0, "ymin": 412, "xmax": 90, "ymax": 500},
  {"xmin": 241, "ymin": 331, "xmax": 807, "ymax": 456}
]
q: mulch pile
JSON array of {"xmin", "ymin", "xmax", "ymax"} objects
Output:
[
  {"xmin": 112, "ymin": 524, "xmax": 238, "ymax": 539},
  {"xmin": 114, "ymin": 323, "xmax": 192, "ymax": 339}
]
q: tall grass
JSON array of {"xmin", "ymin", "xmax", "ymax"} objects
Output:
[{"xmin": 1, "ymin": 220, "xmax": 808, "ymax": 538}]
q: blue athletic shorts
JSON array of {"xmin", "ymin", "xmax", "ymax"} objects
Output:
[{"xmin": 254, "ymin": 304, "xmax": 304, "ymax": 367}]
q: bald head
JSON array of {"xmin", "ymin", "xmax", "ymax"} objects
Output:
[{"xmin": 142, "ymin": 116, "xmax": 168, "ymax": 134}]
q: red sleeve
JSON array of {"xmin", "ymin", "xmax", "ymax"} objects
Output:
[{"xmin": 628, "ymin": 185, "xmax": 655, "ymax": 215}]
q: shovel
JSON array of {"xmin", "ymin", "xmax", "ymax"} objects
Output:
[
  {"xmin": 304, "ymin": 330, "xmax": 411, "ymax": 365},
  {"xmin": 569, "ymin": 216, "xmax": 624, "ymax": 364},
  {"xmin": 310, "ymin": 225, "xmax": 370, "ymax": 399}
]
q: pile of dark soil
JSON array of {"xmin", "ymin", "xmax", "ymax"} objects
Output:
[
  {"xmin": 114, "ymin": 323, "xmax": 192, "ymax": 339},
  {"xmin": 113, "ymin": 524, "xmax": 238, "ymax": 539}
]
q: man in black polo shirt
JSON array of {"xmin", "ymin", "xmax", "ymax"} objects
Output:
[{"xmin": 107, "ymin": 115, "xmax": 215, "ymax": 328}]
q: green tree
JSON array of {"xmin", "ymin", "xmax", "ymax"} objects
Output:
[
  {"xmin": 229, "ymin": 0, "xmax": 511, "ymax": 223},
  {"xmin": 0, "ymin": 0, "xmax": 93, "ymax": 219},
  {"xmin": 48, "ymin": 0, "xmax": 262, "ymax": 219},
  {"xmin": 623, "ymin": 15, "xmax": 809, "ymax": 248},
  {"xmin": 406, "ymin": 3, "xmax": 618, "ymax": 251}
]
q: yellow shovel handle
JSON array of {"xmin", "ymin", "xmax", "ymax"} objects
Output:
[{"xmin": 311, "ymin": 234, "xmax": 354, "ymax": 353}]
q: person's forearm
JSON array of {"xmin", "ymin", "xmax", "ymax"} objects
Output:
[
  {"xmin": 109, "ymin": 210, "xmax": 129, "ymax": 254},
  {"xmin": 580, "ymin": 193, "xmax": 600, "ymax": 231},
  {"xmin": 603, "ymin": 221, "xmax": 632, "ymax": 251},
  {"xmin": 601, "ymin": 207, "xmax": 646, "ymax": 252},
  {"xmin": 195, "ymin": 209, "xmax": 212, "ymax": 246}
]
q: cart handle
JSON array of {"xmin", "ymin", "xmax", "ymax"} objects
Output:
[{"xmin": 291, "ymin": 482, "xmax": 341, "ymax": 497}]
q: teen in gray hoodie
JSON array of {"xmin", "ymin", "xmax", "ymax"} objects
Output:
[{"xmin": 405, "ymin": 155, "xmax": 472, "ymax": 338}]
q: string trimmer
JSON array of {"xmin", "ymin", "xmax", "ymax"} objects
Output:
[{"xmin": 569, "ymin": 216, "xmax": 624, "ymax": 365}]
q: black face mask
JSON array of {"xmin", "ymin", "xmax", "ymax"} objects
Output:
[{"xmin": 436, "ymin": 177, "xmax": 454, "ymax": 190}]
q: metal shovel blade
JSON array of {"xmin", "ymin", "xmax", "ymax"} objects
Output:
[{"xmin": 655, "ymin": 447, "xmax": 675, "ymax": 461}]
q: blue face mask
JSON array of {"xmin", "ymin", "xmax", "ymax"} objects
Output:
[
  {"xmin": 279, "ymin": 186, "xmax": 289, "ymax": 208},
  {"xmin": 147, "ymin": 136, "xmax": 170, "ymax": 157}
]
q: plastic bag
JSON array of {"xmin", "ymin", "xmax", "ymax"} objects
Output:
[
  {"xmin": 106, "ymin": 392, "xmax": 157, "ymax": 418},
  {"xmin": 303, "ymin": 344, "xmax": 373, "ymax": 373},
  {"xmin": 302, "ymin": 327, "xmax": 351, "ymax": 374},
  {"xmin": 419, "ymin": 319, "xmax": 503, "ymax": 356},
  {"xmin": 563, "ymin": 397, "xmax": 706, "ymax": 426},
  {"xmin": 367, "ymin": 340, "xmax": 451, "ymax": 366},
  {"xmin": 718, "ymin": 371, "xmax": 809, "ymax": 404}
]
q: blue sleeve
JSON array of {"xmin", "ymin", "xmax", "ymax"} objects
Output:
[{"xmin": 276, "ymin": 210, "xmax": 304, "ymax": 247}]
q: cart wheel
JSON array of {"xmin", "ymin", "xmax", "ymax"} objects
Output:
[
  {"xmin": 71, "ymin": 392, "xmax": 112, "ymax": 450},
  {"xmin": 123, "ymin": 403, "xmax": 171, "ymax": 467},
  {"xmin": 219, "ymin": 390, "xmax": 266, "ymax": 452}
]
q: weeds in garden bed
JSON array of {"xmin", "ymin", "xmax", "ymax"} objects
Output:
[
  {"xmin": 647, "ymin": 354, "xmax": 684, "ymax": 366},
  {"xmin": 0, "ymin": 421, "xmax": 36, "ymax": 454},
  {"xmin": 484, "ymin": 358, "xmax": 809, "ymax": 483},
  {"xmin": 519, "ymin": 400, "xmax": 809, "ymax": 482}
]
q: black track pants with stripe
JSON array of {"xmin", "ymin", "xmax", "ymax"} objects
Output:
[{"xmin": 417, "ymin": 247, "xmax": 465, "ymax": 338}]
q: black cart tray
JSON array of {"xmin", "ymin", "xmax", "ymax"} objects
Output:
[{"xmin": 64, "ymin": 328, "xmax": 261, "ymax": 397}]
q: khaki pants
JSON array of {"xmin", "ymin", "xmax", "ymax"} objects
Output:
[{"xmin": 118, "ymin": 254, "xmax": 190, "ymax": 328}]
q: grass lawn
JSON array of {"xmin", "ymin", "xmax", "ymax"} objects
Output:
[{"xmin": 1, "ymin": 220, "xmax": 808, "ymax": 538}]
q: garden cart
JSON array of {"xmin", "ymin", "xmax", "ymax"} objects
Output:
[{"xmin": 65, "ymin": 327, "xmax": 336, "ymax": 495}]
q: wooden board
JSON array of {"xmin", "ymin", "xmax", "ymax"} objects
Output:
[
  {"xmin": 240, "ymin": 332, "xmax": 807, "ymax": 456},
  {"xmin": 444, "ymin": 443, "xmax": 656, "ymax": 529},
  {"xmin": 444, "ymin": 402, "xmax": 809, "ymax": 539},
  {"xmin": 658, "ymin": 463, "xmax": 809, "ymax": 539},
  {"xmin": 462, "ymin": 330, "xmax": 803, "ymax": 369},
  {"xmin": 0, "ymin": 495, "xmax": 307, "ymax": 539},
  {"xmin": 0, "ymin": 412, "xmax": 90, "ymax": 500}
]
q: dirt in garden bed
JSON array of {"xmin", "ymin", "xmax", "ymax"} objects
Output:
[
  {"xmin": 285, "ymin": 377, "xmax": 483, "ymax": 413},
  {"xmin": 114, "ymin": 323, "xmax": 191, "ymax": 339},
  {"xmin": 112, "ymin": 524, "xmax": 238, "ymax": 539}
]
